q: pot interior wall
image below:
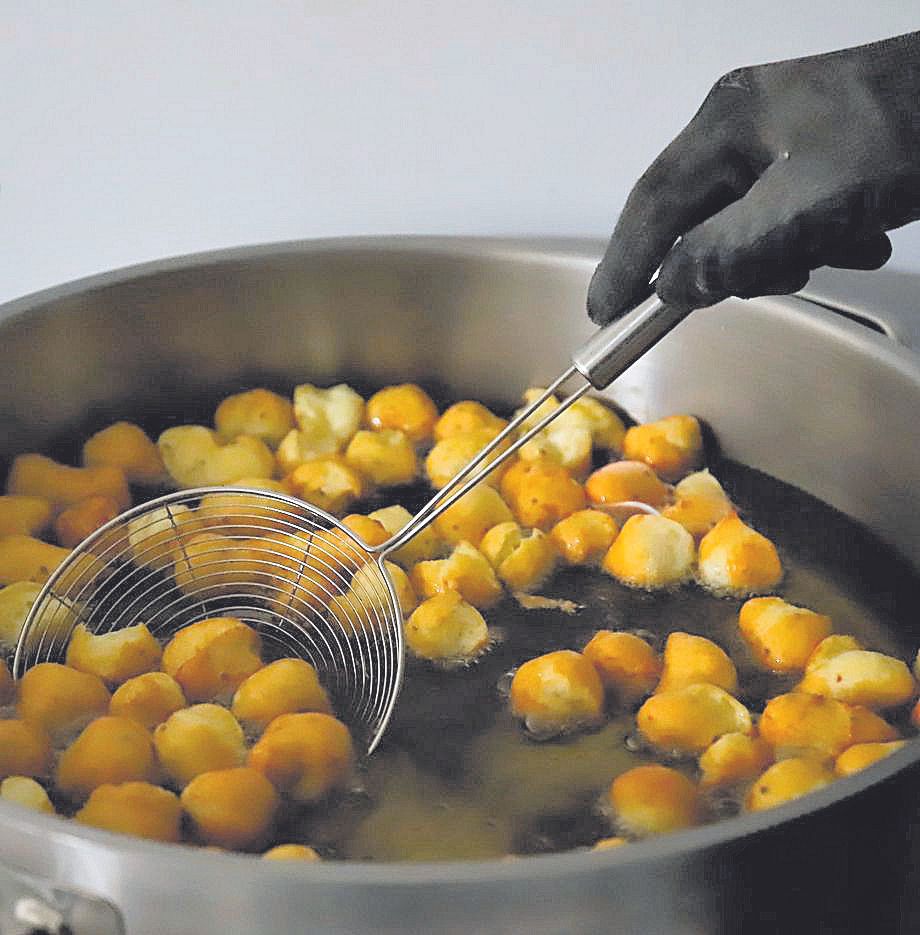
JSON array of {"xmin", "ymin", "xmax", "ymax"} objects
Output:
[
  {"xmin": 2, "ymin": 239, "xmax": 920, "ymax": 935},
  {"xmin": 1, "ymin": 238, "xmax": 918, "ymax": 567}
]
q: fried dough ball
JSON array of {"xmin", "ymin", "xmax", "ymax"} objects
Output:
[
  {"xmin": 500, "ymin": 460, "xmax": 586, "ymax": 532},
  {"xmin": 806, "ymin": 634, "xmax": 863, "ymax": 671},
  {"xmin": 0, "ymin": 581, "xmax": 49, "ymax": 648},
  {"xmin": 622, "ymin": 415, "xmax": 703, "ymax": 481},
  {"xmin": 231, "ymin": 659, "xmax": 331, "ymax": 729},
  {"xmin": 479, "ymin": 522, "xmax": 558, "ymax": 592},
  {"xmin": 248, "ymin": 712, "xmax": 354, "ymax": 804},
  {"xmin": 7, "ymin": 454, "xmax": 131, "ymax": 512},
  {"xmin": 0, "ymin": 535, "xmax": 72, "ymax": 586},
  {"xmin": 434, "ymin": 401, "xmax": 507, "ymax": 441},
  {"xmin": 426, "ymin": 429, "xmax": 512, "ymax": 489},
  {"xmin": 509, "ymin": 650, "xmax": 605, "ymax": 738},
  {"xmin": 345, "ymin": 430, "xmax": 418, "ymax": 487},
  {"xmin": 0, "ymin": 776, "xmax": 54, "ymax": 814},
  {"xmin": 847, "ymin": 705, "xmax": 900, "ymax": 745},
  {"xmin": 262, "ymin": 844, "xmax": 321, "ymax": 861},
  {"xmin": 53, "ymin": 495, "xmax": 121, "ymax": 548},
  {"xmin": 110, "ymin": 672, "xmax": 186, "ymax": 729},
  {"xmin": 759, "ymin": 693, "xmax": 855, "ymax": 758},
  {"xmin": 55, "ymin": 716, "xmax": 156, "ymax": 801},
  {"xmin": 568, "ymin": 396, "xmax": 626, "ymax": 452},
  {"xmin": 550, "ymin": 510, "xmax": 619, "ymax": 566},
  {"xmin": 171, "ymin": 532, "xmax": 242, "ymax": 598},
  {"xmin": 194, "ymin": 488, "xmax": 292, "ymax": 540},
  {"xmin": 0, "ymin": 658, "xmax": 12, "ymax": 704},
  {"xmin": 181, "ymin": 767, "xmax": 279, "ymax": 850},
  {"xmin": 385, "ymin": 561, "xmax": 418, "ymax": 616},
  {"xmin": 602, "ymin": 514, "xmax": 695, "ymax": 590},
  {"xmin": 366, "ymin": 384, "xmax": 439, "ymax": 444},
  {"xmin": 585, "ymin": 461, "xmax": 669, "ymax": 512},
  {"xmin": 661, "ymin": 470, "xmax": 733, "ymax": 540},
  {"xmin": 161, "ymin": 617, "xmax": 262, "ymax": 703},
  {"xmin": 834, "ymin": 741, "xmax": 907, "ymax": 778},
  {"xmin": 583, "ymin": 630, "xmax": 661, "ymax": 705},
  {"xmin": 738, "ymin": 597, "xmax": 833, "ymax": 673},
  {"xmin": 608, "ymin": 765, "xmax": 700, "ymax": 835},
  {"xmin": 285, "ymin": 457, "xmax": 365, "ymax": 515},
  {"xmin": 515, "ymin": 390, "xmax": 625, "ymax": 458},
  {"xmin": 368, "ymin": 505, "xmax": 444, "ymax": 567},
  {"xmin": 292, "ymin": 383, "xmax": 364, "ymax": 449},
  {"xmin": 82, "ymin": 422, "xmax": 167, "ymax": 485},
  {"xmin": 697, "ymin": 514, "xmax": 782, "ymax": 597},
  {"xmin": 0, "ymin": 721, "xmax": 52, "ymax": 779},
  {"xmin": 158, "ymin": 427, "xmax": 275, "ymax": 487},
  {"xmin": 698, "ymin": 733, "xmax": 774, "ymax": 788},
  {"xmin": 229, "ymin": 477, "xmax": 290, "ymax": 493},
  {"xmin": 76, "ymin": 781, "xmax": 182, "ymax": 842},
  {"xmin": 797, "ymin": 650, "xmax": 916, "ymax": 710},
  {"xmin": 758, "ymin": 693, "xmax": 894, "ymax": 761},
  {"xmin": 329, "ymin": 560, "xmax": 417, "ymax": 635},
  {"xmin": 154, "ymin": 704, "xmax": 246, "ymax": 787},
  {"xmin": 405, "ymin": 591, "xmax": 490, "ymax": 664},
  {"xmin": 126, "ymin": 503, "xmax": 197, "ymax": 571},
  {"xmin": 214, "ymin": 389, "xmax": 295, "ymax": 448},
  {"xmin": 277, "ymin": 430, "xmax": 337, "ymax": 474},
  {"xmin": 656, "ymin": 632, "xmax": 737, "ymax": 695},
  {"xmin": 745, "ymin": 757, "xmax": 834, "ymax": 812},
  {"xmin": 637, "ymin": 684, "xmax": 752, "ymax": 755},
  {"xmin": 327, "ymin": 560, "xmax": 393, "ymax": 634},
  {"xmin": 410, "ymin": 541, "xmax": 503, "ymax": 609},
  {"xmin": 518, "ymin": 405, "xmax": 594, "ymax": 477},
  {"xmin": 17, "ymin": 663, "xmax": 110, "ymax": 737},
  {"xmin": 65, "ymin": 623, "xmax": 162, "ymax": 685},
  {"xmin": 433, "ymin": 486, "xmax": 513, "ymax": 547},
  {"xmin": 341, "ymin": 514, "xmax": 390, "ymax": 548},
  {"xmin": 260, "ymin": 527, "xmax": 364, "ymax": 613},
  {"xmin": 0, "ymin": 496, "xmax": 53, "ymax": 537},
  {"xmin": 592, "ymin": 836, "xmax": 629, "ymax": 851}
]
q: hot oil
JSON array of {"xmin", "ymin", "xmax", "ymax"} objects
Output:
[
  {"xmin": 25, "ymin": 387, "xmax": 920, "ymax": 861},
  {"xmin": 272, "ymin": 460, "xmax": 920, "ymax": 862}
]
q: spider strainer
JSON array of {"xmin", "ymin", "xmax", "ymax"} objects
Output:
[{"xmin": 14, "ymin": 294, "xmax": 688, "ymax": 753}]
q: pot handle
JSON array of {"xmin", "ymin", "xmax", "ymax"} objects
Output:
[
  {"xmin": 0, "ymin": 860, "xmax": 123, "ymax": 935},
  {"xmin": 799, "ymin": 268, "xmax": 920, "ymax": 351}
]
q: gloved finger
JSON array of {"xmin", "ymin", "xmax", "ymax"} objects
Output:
[
  {"xmin": 820, "ymin": 232, "xmax": 892, "ymax": 271},
  {"xmin": 587, "ymin": 124, "xmax": 756, "ymax": 325},
  {"xmin": 732, "ymin": 265, "xmax": 811, "ymax": 299},
  {"xmin": 654, "ymin": 159, "xmax": 871, "ymax": 311}
]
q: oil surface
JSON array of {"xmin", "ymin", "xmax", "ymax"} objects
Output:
[
  {"xmin": 16, "ymin": 383, "xmax": 920, "ymax": 860},
  {"xmin": 277, "ymin": 461, "xmax": 919, "ymax": 861}
]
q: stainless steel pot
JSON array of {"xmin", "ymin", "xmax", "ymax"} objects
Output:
[{"xmin": 1, "ymin": 237, "xmax": 919, "ymax": 935}]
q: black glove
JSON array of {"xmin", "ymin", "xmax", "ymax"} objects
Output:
[{"xmin": 588, "ymin": 30, "xmax": 920, "ymax": 324}]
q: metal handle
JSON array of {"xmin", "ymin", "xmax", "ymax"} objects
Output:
[
  {"xmin": 0, "ymin": 858, "xmax": 124, "ymax": 935},
  {"xmin": 571, "ymin": 294, "xmax": 691, "ymax": 389},
  {"xmin": 377, "ymin": 293, "xmax": 690, "ymax": 555}
]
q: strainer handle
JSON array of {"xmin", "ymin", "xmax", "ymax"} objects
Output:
[
  {"xmin": 572, "ymin": 294, "xmax": 690, "ymax": 389},
  {"xmin": 379, "ymin": 294, "xmax": 691, "ymax": 555}
]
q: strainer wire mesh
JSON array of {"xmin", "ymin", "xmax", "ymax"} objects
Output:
[{"xmin": 14, "ymin": 489, "xmax": 403, "ymax": 754}]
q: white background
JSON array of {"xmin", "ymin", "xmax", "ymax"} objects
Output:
[{"xmin": 2, "ymin": 2, "xmax": 918, "ymax": 304}]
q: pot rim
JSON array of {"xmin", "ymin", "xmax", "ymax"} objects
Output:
[{"xmin": 1, "ymin": 234, "xmax": 918, "ymax": 887}]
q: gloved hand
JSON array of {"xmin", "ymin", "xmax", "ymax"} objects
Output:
[{"xmin": 588, "ymin": 30, "xmax": 920, "ymax": 324}]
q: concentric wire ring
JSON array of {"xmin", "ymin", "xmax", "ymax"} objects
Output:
[{"xmin": 14, "ymin": 487, "xmax": 405, "ymax": 754}]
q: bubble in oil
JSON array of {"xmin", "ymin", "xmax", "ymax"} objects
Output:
[
  {"xmin": 702, "ymin": 784, "xmax": 745, "ymax": 820},
  {"xmin": 627, "ymin": 627, "xmax": 661, "ymax": 650},
  {"xmin": 623, "ymin": 731, "xmax": 645, "ymax": 753},
  {"xmin": 496, "ymin": 670, "xmax": 516, "ymax": 698}
]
